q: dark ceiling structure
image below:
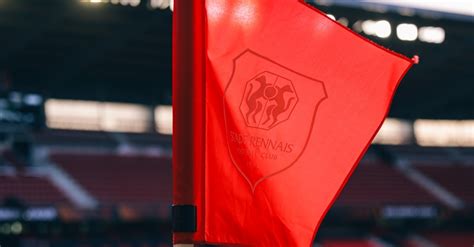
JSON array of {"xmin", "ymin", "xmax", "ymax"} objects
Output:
[
  {"xmin": 0, "ymin": 0, "xmax": 172, "ymax": 105},
  {"xmin": 0, "ymin": 0, "xmax": 473, "ymax": 119}
]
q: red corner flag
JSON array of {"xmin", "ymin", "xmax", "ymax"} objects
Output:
[{"xmin": 173, "ymin": 0, "xmax": 414, "ymax": 246}]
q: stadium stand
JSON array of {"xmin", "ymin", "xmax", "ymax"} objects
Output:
[
  {"xmin": 423, "ymin": 231, "xmax": 474, "ymax": 247},
  {"xmin": 0, "ymin": 0, "xmax": 472, "ymax": 245},
  {"xmin": 415, "ymin": 165, "xmax": 474, "ymax": 204},
  {"xmin": 383, "ymin": 145, "xmax": 458, "ymax": 165},
  {"xmin": 335, "ymin": 162, "xmax": 440, "ymax": 206},
  {"xmin": 0, "ymin": 174, "xmax": 69, "ymax": 205},
  {"xmin": 50, "ymin": 153, "xmax": 171, "ymax": 205},
  {"xmin": 320, "ymin": 238, "xmax": 384, "ymax": 247},
  {"xmin": 34, "ymin": 130, "xmax": 118, "ymax": 148},
  {"xmin": 401, "ymin": 239, "xmax": 423, "ymax": 247}
]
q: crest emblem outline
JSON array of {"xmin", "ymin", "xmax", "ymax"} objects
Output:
[{"xmin": 223, "ymin": 49, "xmax": 328, "ymax": 193}]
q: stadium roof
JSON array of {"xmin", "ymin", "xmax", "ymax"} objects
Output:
[
  {"xmin": 317, "ymin": 0, "xmax": 474, "ymax": 22},
  {"xmin": 0, "ymin": 0, "xmax": 473, "ymax": 119}
]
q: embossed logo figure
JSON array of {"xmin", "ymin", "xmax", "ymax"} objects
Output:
[
  {"xmin": 261, "ymin": 84, "xmax": 296, "ymax": 128},
  {"xmin": 240, "ymin": 71, "xmax": 298, "ymax": 130},
  {"xmin": 245, "ymin": 75, "xmax": 270, "ymax": 125}
]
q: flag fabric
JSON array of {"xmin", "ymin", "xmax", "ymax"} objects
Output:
[{"xmin": 173, "ymin": 0, "xmax": 414, "ymax": 246}]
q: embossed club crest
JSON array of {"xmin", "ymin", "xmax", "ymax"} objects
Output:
[{"xmin": 223, "ymin": 50, "xmax": 328, "ymax": 192}]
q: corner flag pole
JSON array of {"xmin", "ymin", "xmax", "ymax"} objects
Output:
[{"xmin": 172, "ymin": 0, "xmax": 205, "ymax": 246}]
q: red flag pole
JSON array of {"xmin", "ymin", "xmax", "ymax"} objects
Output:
[{"xmin": 172, "ymin": 0, "xmax": 205, "ymax": 246}]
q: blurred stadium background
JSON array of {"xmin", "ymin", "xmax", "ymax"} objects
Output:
[{"xmin": 0, "ymin": 0, "xmax": 473, "ymax": 246}]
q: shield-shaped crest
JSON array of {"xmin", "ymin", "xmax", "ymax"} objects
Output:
[{"xmin": 223, "ymin": 50, "xmax": 328, "ymax": 192}]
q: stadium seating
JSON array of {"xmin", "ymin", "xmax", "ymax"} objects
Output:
[
  {"xmin": 336, "ymin": 163, "xmax": 440, "ymax": 206},
  {"xmin": 51, "ymin": 151, "xmax": 448, "ymax": 208},
  {"xmin": 34, "ymin": 130, "xmax": 118, "ymax": 148},
  {"xmin": 423, "ymin": 232, "xmax": 474, "ymax": 247},
  {"xmin": 401, "ymin": 239, "xmax": 423, "ymax": 247},
  {"xmin": 415, "ymin": 165, "xmax": 474, "ymax": 204},
  {"xmin": 34, "ymin": 130, "xmax": 170, "ymax": 149},
  {"xmin": 0, "ymin": 174, "xmax": 69, "ymax": 205},
  {"xmin": 320, "ymin": 239, "xmax": 384, "ymax": 247},
  {"xmin": 51, "ymin": 153, "xmax": 172, "ymax": 205},
  {"xmin": 383, "ymin": 145, "xmax": 456, "ymax": 164}
]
